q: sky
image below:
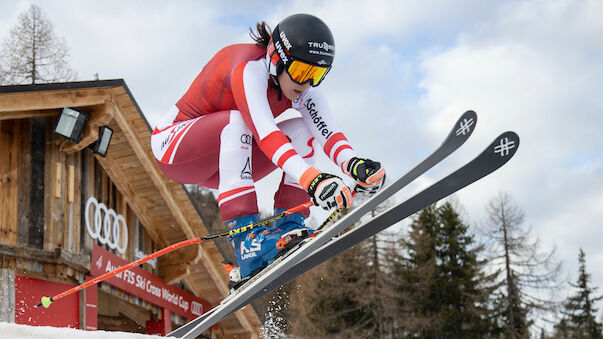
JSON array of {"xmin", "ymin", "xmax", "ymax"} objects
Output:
[{"xmin": 1, "ymin": 0, "xmax": 602, "ymax": 323}]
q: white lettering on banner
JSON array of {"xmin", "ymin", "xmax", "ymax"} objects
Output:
[
  {"xmin": 95, "ymin": 255, "xmax": 103, "ymax": 271},
  {"xmin": 147, "ymin": 280, "xmax": 161, "ymax": 297},
  {"xmin": 136, "ymin": 275, "xmax": 146, "ymax": 290},
  {"xmin": 95, "ymin": 246, "xmax": 203, "ymax": 315},
  {"xmin": 162, "ymin": 288, "xmax": 189, "ymax": 311},
  {"xmin": 179, "ymin": 297, "xmax": 189, "ymax": 312},
  {"xmin": 85, "ymin": 196, "xmax": 128, "ymax": 254}
]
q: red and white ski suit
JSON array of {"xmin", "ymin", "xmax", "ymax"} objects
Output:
[{"xmin": 151, "ymin": 44, "xmax": 356, "ymax": 221}]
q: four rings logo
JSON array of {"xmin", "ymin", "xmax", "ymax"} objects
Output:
[
  {"xmin": 85, "ymin": 196, "xmax": 128, "ymax": 254},
  {"xmin": 240, "ymin": 134, "xmax": 252, "ymax": 145},
  {"xmin": 191, "ymin": 301, "xmax": 203, "ymax": 316}
]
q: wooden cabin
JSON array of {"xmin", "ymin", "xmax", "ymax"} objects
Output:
[{"xmin": 0, "ymin": 80, "xmax": 261, "ymax": 338}]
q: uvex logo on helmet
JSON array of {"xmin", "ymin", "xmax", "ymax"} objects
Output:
[
  {"xmin": 280, "ymin": 30, "xmax": 292, "ymax": 50},
  {"xmin": 267, "ymin": 14, "xmax": 335, "ymax": 84},
  {"xmin": 274, "ymin": 40, "xmax": 289, "ymax": 64}
]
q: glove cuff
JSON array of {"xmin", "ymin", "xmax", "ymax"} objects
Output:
[
  {"xmin": 299, "ymin": 167, "xmax": 321, "ymax": 191},
  {"xmin": 342, "ymin": 157, "xmax": 362, "ymax": 180}
]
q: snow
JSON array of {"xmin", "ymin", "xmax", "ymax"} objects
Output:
[{"xmin": 0, "ymin": 322, "xmax": 164, "ymax": 339}]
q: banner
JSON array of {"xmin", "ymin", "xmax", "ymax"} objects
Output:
[{"xmin": 91, "ymin": 245, "xmax": 211, "ymax": 320}]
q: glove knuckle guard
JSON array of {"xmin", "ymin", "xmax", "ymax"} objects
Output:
[{"xmin": 307, "ymin": 172, "xmax": 352, "ymax": 210}]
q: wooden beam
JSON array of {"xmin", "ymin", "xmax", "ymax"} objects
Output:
[
  {"xmin": 0, "ymin": 109, "xmax": 59, "ymax": 121},
  {"xmin": 0, "ymin": 269, "xmax": 15, "ymax": 323},
  {"xmin": 0, "ymin": 244, "xmax": 90, "ymax": 272},
  {"xmin": 67, "ymin": 164, "xmax": 75, "ymax": 203},
  {"xmin": 159, "ymin": 261, "xmax": 190, "ymax": 285},
  {"xmin": 117, "ymin": 298, "xmax": 150, "ymax": 326},
  {"xmin": 0, "ymin": 89, "xmax": 111, "ymax": 113},
  {"xmin": 28, "ymin": 118, "xmax": 46, "ymax": 250},
  {"xmin": 54, "ymin": 162, "xmax": 62, "ymax": 198},
  {"xmin": 0, "ymin": 121, "xmax": 19, "ymax": 246},
  {"xmin": 17, "ymin": 119, "xmax": 31, "ymax": 247}
]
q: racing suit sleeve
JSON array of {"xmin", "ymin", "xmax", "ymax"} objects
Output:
[
  {"xmin": 293, "ymin": 86, "xmax": 357, "ymax": 171},
  {"xmin": 231, "ymin": 59, "xmax": 316, "ymax": 187}
]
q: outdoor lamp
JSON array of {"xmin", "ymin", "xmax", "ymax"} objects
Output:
[
  {"xmin": 53, "ymin": 107, "xmax": 89, "ymax": 143},
  {"xmin": 89, "ymin": 126, "xmax": 113, "ymax": 157}
]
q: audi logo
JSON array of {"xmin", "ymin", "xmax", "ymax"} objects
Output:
[
  {"xmin": 85, "ymin": 196, "xmax": 128, "ymax": 254},
  {"xmin": 240, "ymin": 134, "xmax": 252, "ymax": 145},
  {"xmin": 191, "ymin": 301, "xmax": 203, "ymax": 316}
]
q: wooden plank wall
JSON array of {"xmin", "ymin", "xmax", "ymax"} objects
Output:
[
  {"xmin": 0, "ymin": 120, "xmax": 20, "ymax": 248},
  {"xmin": 16, "ymin": 119, "xmax": 31, "ymax": 247},
  {"xmin": 28, "ymin": 117, "xmax": 45, "ymax": 250}
]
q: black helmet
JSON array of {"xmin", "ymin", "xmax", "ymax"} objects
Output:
[{"xmin": 267, "ymin": 14, "xmax": 335, "ymax": 86}]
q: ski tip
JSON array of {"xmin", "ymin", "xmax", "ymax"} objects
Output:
[
  {"xmin": 490, "ymin": 131, "xmax": 520, "ymax": 159},
  {"xmin": 445, "ymin": 110, "xmax": 478, "ymax": 145},
  {"xmin": 462, "ymin": 110, "xmax": 477, "ymax": 120}
]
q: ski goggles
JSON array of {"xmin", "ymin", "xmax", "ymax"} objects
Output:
[{"xmin": 285, "ymin": 59, "xmax": 330, "ymax": 87}]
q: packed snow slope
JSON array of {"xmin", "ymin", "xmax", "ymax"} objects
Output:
[{"xmin": 0, "ymin": 322, "xmax": 164, "ymax": 339}]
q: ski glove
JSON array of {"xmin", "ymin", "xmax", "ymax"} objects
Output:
[
  {"xmin": 301, "ymin": 168, "xmax": 353, "ymax": 210},
  {"xmin": 342, "ymin": 157, "xmax": 386, "ymax": 194}
]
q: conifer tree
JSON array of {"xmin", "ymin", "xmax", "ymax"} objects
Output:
[
  {"xmin": 288, "ymin": 197, "xmax": 399, "ymax": 338},
  {"xmin": 484, "ymin": 192, "xmax": 562, "ymax": 338},
  {"xmin": 554, "ymin": 249, "xmax": 603, "ymax": 338},
  {"xmin": 395, "ymin": 202, "xmax": 500, "ymax": 338}
]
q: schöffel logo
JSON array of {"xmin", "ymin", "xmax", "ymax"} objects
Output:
[
  {"xmin": 240, "ymin": 157, "xmax": 252, "ymax": 180},
  {"xmin": 304, "ymin": 98, "xmax": 333, "ymax": 139}
]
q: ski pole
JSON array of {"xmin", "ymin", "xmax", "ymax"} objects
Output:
[
  {"xmin": 35, "ymin": 198, "xmax": 315, "ymax": 309},
  {"xmin": 35, "ymin": 236, "xmax": 207, "ymax": 308},
  {"xmin": 36, "ymin": 189, "xmax": 359, "ymax": 309}
]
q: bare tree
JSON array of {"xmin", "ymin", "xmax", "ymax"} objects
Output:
[
  {"xmin": 1, "ymin": 4, "xmax": 76, "ymax": 85},
  {"xmin": 484, "ymin": 192, "xmax": 563, "ymax": 338}
]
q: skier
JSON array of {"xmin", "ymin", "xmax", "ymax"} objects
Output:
[{"xmin": 151, "ymin": 14, "xmax": 385, "ymax": 286}]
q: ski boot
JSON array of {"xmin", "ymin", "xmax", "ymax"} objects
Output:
[
  {"xmin": 225, "ymin": 214, "xmax": 278, "ymax": 291},
  {"xmin": 271, "ymin": 209, "xmax": 316, "ymax": 259},
  {"xmin": 224, "ymin": 212, "xmax": 315, "ymax": 291}
]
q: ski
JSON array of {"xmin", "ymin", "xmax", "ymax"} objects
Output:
[
  {"xmin": 237, "ymin": 130, "xmax": 520, "ymax": 304},
  {"xmin": 172, "ymin": 130, "xmax": 519, "ymax": 339},
  {"xmin": 167, "ymin": 110, "xmax": 478, "ymax": 338}
]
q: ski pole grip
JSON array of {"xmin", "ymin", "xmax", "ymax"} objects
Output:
[{"xmin": 285, "ymin": 191, "xmax": 356, "ymax": 216}]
